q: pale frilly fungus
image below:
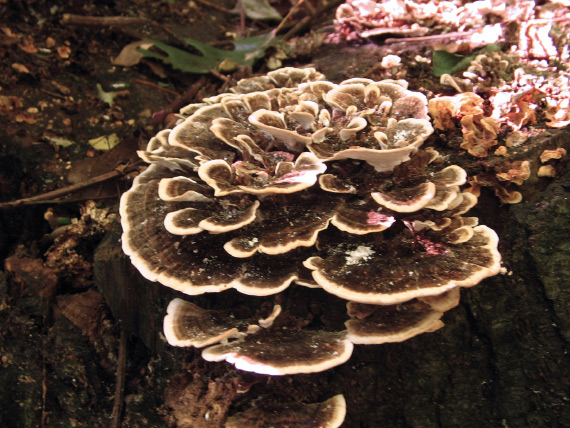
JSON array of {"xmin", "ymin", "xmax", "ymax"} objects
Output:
[{"xmin": 120, "ymin": 67, "xmax": 501, "ymax": 381}]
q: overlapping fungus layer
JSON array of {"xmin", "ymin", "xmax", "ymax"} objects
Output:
[{"xmin": 120, "ymin": 68, "xmax": 501, "ymax": 379}]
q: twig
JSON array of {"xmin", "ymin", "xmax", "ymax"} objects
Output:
[
  {"xmin": 41, "ymin": 358, "xmax": 49, "ymax": 428},
  {"xmin": 0, "ymin": 161, "xmax": 144, "ymax": 209},
  {"xmin": 179, "ymin": 75, "xmax": 209, "ymax": 106},
  {"xmin": 61, "ymin": 14, "xmax": 154, "ymax": 26},
  {"xmin": 193, "ymin": 0, "xmax": 232, "ymax": 14},
  {"xmin": 528, "ymin": 16, "xmax": 570, "ymax": 25},
  {"xmin": 246, "ymin": 0, "xmax": 308, "ymax": 55},
  {"xmin": 40, "ymin": 88, "xmax": 67, "ymax": 100},
  {"xmin": 61, "ymin": 13, "xmax": 186, "ymax": 45},
  {"xmin": 134, "ymin": 79, "xmax": 180, "ymax": 96},
  {"xmin": 209, "ymin": 69, "xmax": 232, "ymax": 84},
  {"xmin": 278, "ymin": 0, "xmax": 343, "ymax": 36},
  {"xmin": 150, "ymin": 75, "xmax": 209, "ymax": 126},
  {"xmin": 273, "ymin": 0, "xmax": 306, "ymax": 36},
  {"xmin": 384, "ymin": 29, "xmax": 481, "ymax": 44},
  {"xmin": 210, "ymin": 70, "xmax": 235, "ymax": 94},
  {"xmin": 362, "ymin": 63, "xmax": 383, "ymax": 78},
  {"xmin": 303, "ymin": 0, "xmax": 317, "ymax": 16},
  {"xmin": 283, "ymin": 16, "xmax": 311, "ymax": 41},
  {"xmin": 237, "ymin": 0, "xmax": 246, "ymax": 38},
  {"xmin": 110, "ymin": 327, "xmax": 128, "ymax": 428}
]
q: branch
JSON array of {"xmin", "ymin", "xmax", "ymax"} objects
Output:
[
  {"xmin": 110, "ymin": 327, "xmax": 128, "ymax": 428},
  {"xmin": 0, "ymin": 160, "xmax": 144, "ymax": 209}
]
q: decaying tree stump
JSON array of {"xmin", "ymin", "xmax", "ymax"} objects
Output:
[{"xmin": 93, "ymin": 129, "xmax": 570, "ymax": 428}]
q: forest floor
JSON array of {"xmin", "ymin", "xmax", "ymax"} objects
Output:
[{"xmin": 1, "ymin": 1, "xmax": 570, "ymax": 427}]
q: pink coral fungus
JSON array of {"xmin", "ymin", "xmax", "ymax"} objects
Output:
[{"xmin": 120, "ymin": 68, "xmax": 501, "ymax": 379}]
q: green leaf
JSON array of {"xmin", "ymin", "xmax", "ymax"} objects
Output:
[
  {"xmin": 432, "ymin": 44, "xmax": 502, "ymax": 77},
  {"xmin": 432, "ymin": 50, "xmax": 465, "ymax": 77},
  {"xmin": 138, "ymin": 32, "xmax": 279, "ymax": 74}
]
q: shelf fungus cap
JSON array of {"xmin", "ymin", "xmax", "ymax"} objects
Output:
[
  {"xmin": 330, "ymin": 200, "xmax": 396, "ymax": 235},
  {"xmin": 164, "ymin": 299, "xmax": 282, "ymax": 347},
  {"xmin": 120, "ymin": 161, "xmax": 301, "ymax": 296},
  {"xmin": 308, "ymin": 117, "xmax": 434, "ymax": 172},
  {"xmin": 222, "ymin": 191, "xmax": 341, "ymax": 257},
  {"xmin": 249, "ymin": 109, "xmax": 312, "ymax": 153},
  {"xmin": 371, "ymin": 164, "xmax": 467, "ymax": 213},
  {"xmin": 304, "ymin": 225, "xmax": 501, "ymax": 305},
  {"xmin": 225, "ymin": 394, "xmax": 346, "ymax": 428},
  {"xmin": 198, "ymin": 152, "xmax": 326, "ymax": 197},
  {"xmin": 163, "ymin": 299, "xmax": 240, "ymax": 347},
  {"xmin": 419, "ymin": 287, "xmax": 461, "ymax": 312},
  {"xmin": 372, "ymin": 181, "xmax": 436, "ymax": 213},
  {"xmin": 345, "ymin": 299, "xmax": 446, "ymax": 344},
  {"xmin": 202, "ymin": 328, "xmax": 354, "ymax": 375}
]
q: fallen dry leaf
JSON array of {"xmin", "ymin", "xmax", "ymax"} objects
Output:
[
  {"xmin": 18, "ymin": 35, "xmax": 37, "ymax": 53},
  {"xmin": 56, "ymin": 288, "xmax": 106, "ymax": 338},
  {"xmin": 88, "ymin": 133, "xmax": 120, "ymax": 151},
  {"xmin": 112, "ymin": 40, "xmax": 154, "ymax": 67},
  {"xmin": 0, "ymin": 24, "xmax": 17, "ymax": 38},
  {"xmin": 51, "ymin": 80, "xmax": 71, "ymax": 95},
  {"xmin": 14, "ymin": 113, "xmax": 37, "ymax": 124},
  {"xmin": 57, "ymin": 45, "xmax": 71, "ymax": 59},
  {"xmin": 11, "ymin": 63, "xmax": 30, "ymax": 73}
]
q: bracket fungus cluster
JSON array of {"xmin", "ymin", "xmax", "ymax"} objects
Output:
[
  {"xmin": 333, "ymin": 0, "xmax": 503, "ymax": 47},
  {"xmin": 120, "ymin": 68, "xmax": 501, "ymax": 385}
]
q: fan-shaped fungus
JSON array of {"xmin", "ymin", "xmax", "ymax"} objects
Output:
[{"xmin": 120, "ymin": 67, "xmax": 501, "ymax": 386}]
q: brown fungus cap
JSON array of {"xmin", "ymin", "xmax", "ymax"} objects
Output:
[
  {"xmin": 371, "ymin": 181, "xmax": 437, "ymax": 213},
  {"xmin": 345, "ymin": 299, "xmax": 446, "ymax": 344},
  {"xmin": 164, "ymin": 298, "xmax": 281, "ymax": 347},
  {"xmin": 198, "ymin": 152, "xmax": 326, "ymax": 197},
  {"xmin": 307, "ymin": 117, "xmax": 433, "ymax": 172},
  {"xmin": 164, "ymin": 198, "xmax": 260, "ymax": 235},
  {"xmin": 138, "ymin": 129, "xmax": 199, "ymax": 168},
  {"xmin": 225, "ymin": 394, "xmax": 346, "ymax": 428},
  {"xmin": 331, "ymin": 199, "xmax": 396, "ymax": 235},
  {"xmin": 318, "ymin": 150, "xmax": 470, "ymax": 238},
  {"xmin": 164, "ymin": 286, "xmax": 464, "ymax": 375},
  {"xmin": 419, "ymin": 288, "xmax": 461, "ymax": 312},
  {"xmin": 304, "ymin": 225, "xmax": 501, "ymax": 305},
  {"xmin": 537, "ymin": 165, "xmax": 556, "ymax": 178},
  {"xmin": 495, "ymin": 160, "xmax": 531, "ymax": 186},
  {"xmin": 222, "ymin": 191, "xmax": 341, "ymax": 258},
  {"xmin": 202, "ymin": 328, "xmax": 353, "ymax": 375}
]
